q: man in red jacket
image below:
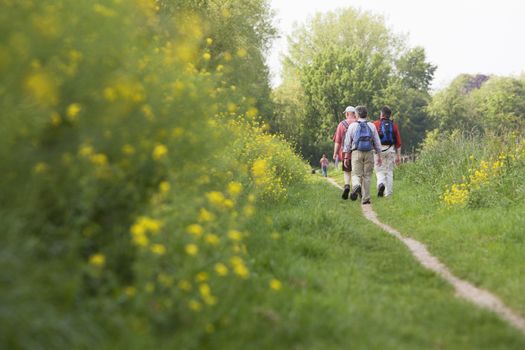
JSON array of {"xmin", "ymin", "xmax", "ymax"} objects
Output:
[
  {"xmin": 333, "ymin": 106, "xmax": 357, "ymax": 199},
  {"xmin": 373, "ymin": 106, "xmax": 402, "ymax": 197}
]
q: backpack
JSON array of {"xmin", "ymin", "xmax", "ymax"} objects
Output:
[
  {"xmin": 379, "ymin": 119, "xmax": 395, "ymax": 146},
  {"xmin": 353, "ymin": 121, "xmax": 373, "ymax": 151}
]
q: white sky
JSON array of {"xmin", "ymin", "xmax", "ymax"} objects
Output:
[{"xmin": 268, "ymin": 0, "xmax": 525, "ymax": 90}]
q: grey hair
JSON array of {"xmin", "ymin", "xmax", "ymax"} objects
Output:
[{"xmin": 355, "ymin": 105, "xmax": 368, "ymax": 118}]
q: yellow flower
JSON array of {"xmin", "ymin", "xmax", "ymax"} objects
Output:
[
  {"xmin": 227, "ymin": 102, "xmax": 237, "ymax": 113},
  {"xmin": 66, "ymin": 103, "xmax": 81, "ymax": 122},
  {"xmin": 186, "ymin": 224, "xmax": 203, "ymax": 236},
  {"xmin": 203, "ymin": 52, "xmax": 211, "ymax": 61},
  {"xmin": 236, "ymin": 48, "xmax": 247, "ymax": 58},
  {"xmin": 204, "ymin": 295, "xmax": 217, "ymax": 306},
  {"xmin": 199, "ymin": 283, "xmax": 211, "ymax": 297},
  {"xmin": 185, "ymin": 244, "xmax": 198, "ymax": 256},
  {"xmin": 205, "ymin": 234, "xmax": 220, "ymax": 246},
  {"xmin": 269, "ymin": 278, "xmax": 282, "ymax": 291},
  {"xmin": 132, "ymin": 234, "xmax": 149, "ymax": 247},
  {"xmin": 121, "ymin": 144, "xmax": 135, "ymax": 156},
  {"xmin": 195, "ymin": 272, "xmax": 209, "ymax": 282},
  {"xmin": 243, "ymin": 205, "xmax": 255, "ymax": 217},
  {"xmin": 227, "ymin": 230, "xmax": 242, "ymax": 241},
  {"xmin": 198, "ymin": 208, "xmax": 215, "ymax": 222},
  {"xmin": 50, "ymin": 112, "xmax": 62, "ymax": 126},
  {"xmin": 246, "ymin": 107, "xmax": 258, "ymax": 119},
  {"xmin": 223, "ymin": 199, "xmax": 234, "ymax": 209},
  {"xmin": 178, "ymin": 280, "xmax": 192, "ymax": 292},
  {"xmin": 233, "ymin": 264, "xmax": 249, "ymax": 279},
  {"xmin": 33, "ymin": 162, "xmax": 48, "ymax": 174},
  {"xmin": 159, "ymin": 181, "xmax": 170, "ymax": 193},
  {"xmin": 206, "ymin": 191, "xmax": 225, "ymax": 207},
  {"xmin": 25, "ymin": 71, "xmax": 58, "ymax": 106},
  {"xmin": 206, "ymin": 37, "xmax": 213, "ymax": 45},
  {"xmin": 79, "ymin": 144, "xmax": 94, "ymax": 157},
  {"xmin": 152, "ymin": 144, "xmax": 168, "ymax": 160},
  {"xmin": 89, "ymin": 253, "xmax": 105, "ymax": 267},
  {"xmin": 188, "ymin": 299, "xmax": 202, "ymax": 312},
  {"xmin": 90, "ymin": 153, "xmax": 108, "ymax": 167},
  {"xmin": 214, "ymin": 263, "xmax": 229, "ymax": 276},
  {"xmin": 150, "ymin": 244, "xmax": 166, "ymax": 255},
  {"xmin": 252, "ymin": 159, "xmax": 267, "ymax": 178},
  {"xmin": 124, "ymin": 286, "xmax": 136, "ymax": 297}
]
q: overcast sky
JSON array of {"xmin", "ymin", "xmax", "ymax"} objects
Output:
[{"xmin": 268, "ymin": 0, "xmax": 525, "ymax": 90}]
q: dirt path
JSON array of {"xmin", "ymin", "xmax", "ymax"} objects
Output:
[{"xmin": 326, "ymin": 177, "xmax": 525, "ymax": 336}]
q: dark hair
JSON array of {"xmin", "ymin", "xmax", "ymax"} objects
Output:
[
  {"xmin": 381, "ymin": 106, "xmax": 392, "ymax": 118},
  {"xmin": 355, "ymin": 105, "xmax": 368, "ymax": 118}
]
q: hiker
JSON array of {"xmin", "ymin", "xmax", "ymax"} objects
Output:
[
  {"xmin": 342, "ymin": 105, "xmax": 382, "ymax": 205},
  {"xmin": 320, "ymin": 154, "xmax": 329, "ymax": 177},
  {"xmin": 373, "ymin": 106, "xmax": 402, "ymax": 197},
  {"xmin": 333, "ymin": 105, "xmax": 357, "ymax": 199}
]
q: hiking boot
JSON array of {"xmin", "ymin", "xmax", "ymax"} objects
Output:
[
  {"xmin": 377, "ymin": 183, "xmax": 385, "ymax": 197},
  {"xmin": 341, "ymin": 185, "xmax": 350, "ymax": 200},
  {"xmin": 350, "ymin": 186, "xmax": 361, "ymax": 201},
  {"xmin": 362, "ymin": 200, "xmax": 371, "ymax": 205}
]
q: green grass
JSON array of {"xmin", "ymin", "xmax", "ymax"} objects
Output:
[
  {"xmin": 371, "ymin": 173, "xmax": 525, "ymax": 319},
  {"xmin": 164, "ymin": 175, "xmax": 525, "ymax": 349}
]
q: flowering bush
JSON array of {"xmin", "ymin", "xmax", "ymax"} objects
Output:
[{"xmin": 0, "ymin": 0, "xmax": 306, "ymax": 345}]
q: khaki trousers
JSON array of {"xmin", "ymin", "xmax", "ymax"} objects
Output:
[{"xmin": 351, "ymin": 150, "xmax": 374, "ymax": 203}]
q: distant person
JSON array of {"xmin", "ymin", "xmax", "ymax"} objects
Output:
[
  {"xmin": 320, "ymin": 154, "xmax": 329, "ymax": 177},
  {"xmin": 343, "ymin": 105, "xmax": 382, "ymax": 205},
  {"xmin": 333, "ymin": 106, "xmax": 357, "ymax": 199},
  {"xmin": 373, "ymin": 106, "xmax": 402, "ymax": 197}
]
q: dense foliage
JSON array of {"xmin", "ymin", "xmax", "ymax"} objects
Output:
[
  {"xmin": 272, "ymin": 8, "xmax": 436, "ymax": 162},
  {"xmin": 0, "ymin": 0, "xmax": 307, "ymax": 347}
]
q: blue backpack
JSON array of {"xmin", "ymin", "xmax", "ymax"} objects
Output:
[
  {"xmin": 353, "ymin": 121, "xmax": 373, "ymax": 151},
  {"xmin": 379, "ymin": 119, "xmax": 395, "ymax": 146}
]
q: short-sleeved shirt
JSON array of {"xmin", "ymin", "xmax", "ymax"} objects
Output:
[
  {"xmin": 373, "ymin": 118, "xmax": 402, "ymax": 153},
  {"xmin": 333, "ymin": 118, "xmax": 355, "ymax": 160},
  {"xmin": 320, "ymin": 158, "xmax": 329, "ymax": 167}
]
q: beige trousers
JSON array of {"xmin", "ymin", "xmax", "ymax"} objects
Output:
[{"xmin": 351, "ymin": 150, "xmax": 374, "ymax": 203}]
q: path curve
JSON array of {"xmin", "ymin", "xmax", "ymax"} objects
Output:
[{"xmin": 326, "ymin": 177, "xmax": 525, "ymax": 336}]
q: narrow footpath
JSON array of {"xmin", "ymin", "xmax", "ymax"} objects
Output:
[{"xmin": 326, "ymin": 177, "xmax": 525, "ymax": 336}]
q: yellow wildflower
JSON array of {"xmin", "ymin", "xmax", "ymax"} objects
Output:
[
  {"xmin": 150, "ymin": 244, "xmax": 166, "ymax": 255},
  {"xmin": 66, "ymin": 103, "xmax": 81, "ymax": 122},
  {"xmin": 203, "ymin": 52, "xmax": 211, "ymax": 61},
  {"xmin": 205, "ymin": 234, "xmax": 220, "ymax": 246},
  {"xmin": 159, "ymin": 181, "xmax": 170, "ymax": 193},
  {"xmin": 195, "ymin": 272, "xmax": 209, "ymax": 282},
  {"xmin": 214, "ymin": 263, "xmax": 228, "ymax": 276},
  {"xmin": 269, "ymin": 278, "xmax": 282, "ymax": 291},
  {"xmin": 188, "ymin": 299, "xmax": 202, "ymax": 312},
  {"xmin": 206, "ymin": 191, "xmax": 225, "ymax": 207},
  {"xmin": 50, "ymin": 112, "xmax": 62, "ymax": 126},
  {"xmin": 236, "ymin": 48, "xmax": 247, "ymax": 58},
  {"xmin": 206, "ymin": 37, "xmax": 213, "ymax": 45},
  {"xmin": 199, "ymin": 283, "xmax": 211, "ymax": 298},
  {"xmin": 33, "ymin": 162, "xmax": 48, "ymax": 174},
  {"xmin": 89, "ymin": 253, "xmax": 105, "ymax": 267},
  {"xmin": 234, "ymin": 264, "xmax": 249, "ymax": 279},
  {"xmin": 152, "ymin": 144, "xmax": 168, "ymax": 160},
  {"xmin": 25, "ymin": 71, "xmax": 58, "ymax": 106},
  {"xmin": 252, "ymin": 159, "xmax": 267, "ymax": 178},
  {"xmin": 186, "ymin": 224, "xmax": 203, "ymax": 236},
  {"xmin": 185, "ymin": 243, "xmax": 198, "ymax": 256},
  {"xmin": 124, "ymin": 286, "xmax": 136, "ymax": 297},
  {"xmin": 178, "ymin": 280, "xmax": 192, "ymax": 292},
  {"xmin": 198, "ymin": 208, "xmax": 215, "ymax": 222},
  {"xmin": 90, "ymin": 153, "xmax": 108, "ymax": 167},
  {"xmin": 228, "ymin": 230, "xmax": 242, "ymax": 241}
]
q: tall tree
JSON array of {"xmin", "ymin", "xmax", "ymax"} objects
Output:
[{"xmin": 274, "ymin": 7, "xmax": 436, "ymax": 161}]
